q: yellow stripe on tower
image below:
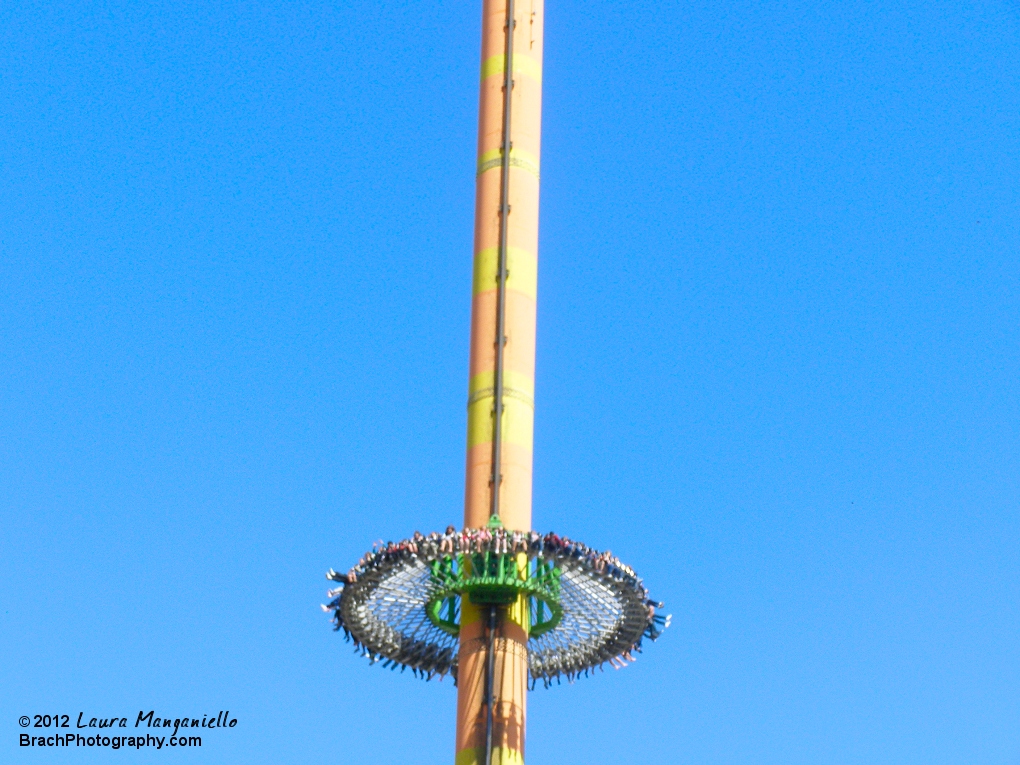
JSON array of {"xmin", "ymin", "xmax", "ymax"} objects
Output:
[
  {"xmin": 477, "ymin": 147, "xmax": 540, "ymax": 179},
  {"xmin": 456, "ymin": 746, "xmax": 527, "ymax": 765},
  {"xmin": 466, "ymin": 391, "xmax": 534, "ymax": 452},
  {"xmin": 472, "ymin": 247, "xmax": 538, "ymax": 300},
  {"xmin": 480, "ymin": 53, "xmax": 542, "ymax": 84},
  {"xmin": 459, "ymin": 750, "xmax": 530, "ymax": 765}
]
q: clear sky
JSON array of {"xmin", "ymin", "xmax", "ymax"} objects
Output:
[{"xmin": 2, "ymin": 1, "xmax": 1018, "ymax": 763}]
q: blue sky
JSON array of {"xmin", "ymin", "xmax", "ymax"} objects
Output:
[{"xmin": 2, "ymin": 1, "xmax": 1018, "ymax": 763}]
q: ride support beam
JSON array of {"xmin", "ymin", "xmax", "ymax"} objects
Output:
[{"xmin": 457, "ymin": 0, "xmax": 544, "ymax": 763}]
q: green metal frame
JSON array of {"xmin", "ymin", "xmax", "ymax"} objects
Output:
[{"xmin": 426, "ymin": 552, "xmax": 563, "ymax": 638}]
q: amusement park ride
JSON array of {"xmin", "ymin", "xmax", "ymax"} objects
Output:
[{"xmin": 324, "ymin": 1, "xmax": 668, "ymax": 762}]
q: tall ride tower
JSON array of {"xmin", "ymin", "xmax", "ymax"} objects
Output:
[
  {"xmin": 458, "ymin": 0, "xmax": 543, "ymax": 763},
  {"xmin": 324, "ymin": 4, "xmax": 668, "ymax": 764}
]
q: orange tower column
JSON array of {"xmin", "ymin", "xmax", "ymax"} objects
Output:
[{"xmin": 456, "ymin": 0, "xmax": 543, "ymax": 763}]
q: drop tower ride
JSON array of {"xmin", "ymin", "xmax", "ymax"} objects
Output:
[{"xmin": 325, "ymin": 3, "xmax": 669, "ymax": 763}]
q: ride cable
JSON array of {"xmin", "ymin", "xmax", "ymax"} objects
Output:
[
  {"xmin": 484, "ymin": 605, "xmax": 498, "ymax": 765},
  {"xmin": 485, "ymin": 1, "xmax": 516, "ymax": 762},
  {"xmin": 489, "ymin": 0, "xmax": 516, "ymax": 524}
]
